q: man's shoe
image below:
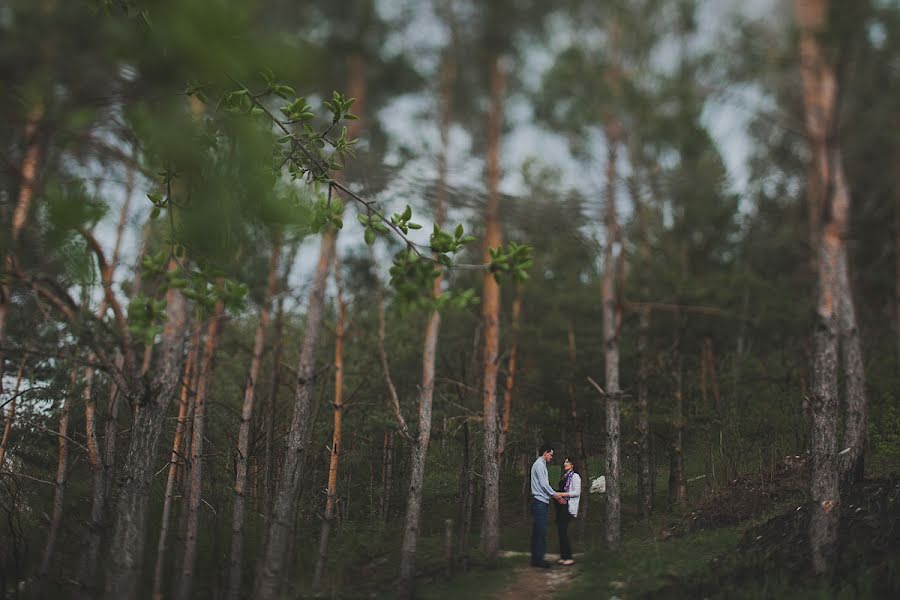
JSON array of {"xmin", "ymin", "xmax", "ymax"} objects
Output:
[{"xmin": 531, "ymin": 561, "xmax": 551, "ymax": 569}]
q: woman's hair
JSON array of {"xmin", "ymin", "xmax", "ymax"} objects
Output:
[{"xmin": 563, "ymin": 457, "xmax": 578, "ymax": 474}]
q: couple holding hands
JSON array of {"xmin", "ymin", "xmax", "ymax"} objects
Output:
[{"xmin": 529, "ymin": 444, "xmax": 582, "ymax": 568}]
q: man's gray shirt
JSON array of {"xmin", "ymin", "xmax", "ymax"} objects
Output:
[{"xmin": 530, "ymin": 456, "xmax": 556, "ymax": 504}]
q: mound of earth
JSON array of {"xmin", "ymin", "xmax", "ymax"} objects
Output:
[
  {"xmin": 646, "ymin": 477, "xmax": 900, "ymax": 599},
  {"xmin": 660, "ymin": 456, "xmax": 809, "ymax": 538}
]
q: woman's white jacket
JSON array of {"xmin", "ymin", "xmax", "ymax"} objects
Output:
[{"xmin": 566, "ymin": 473, "xmax": 581, "ymax": 517}]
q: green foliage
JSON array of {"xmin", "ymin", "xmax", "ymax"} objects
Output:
[{"xmin": 488, "ymin": 241, "xmax": 534, "ymax": 283}]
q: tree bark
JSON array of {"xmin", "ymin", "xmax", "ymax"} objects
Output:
[
  {"xmin": 227, "ymin": 239, "xmax": 281, "ymax": 600},
  {"xmin": 253, "ymin": 49, "xmax": 365, "ymax": 598},
  {"xmin": 81, "ymin": 172, "xmax": 135, "ymax": 596},
  {"xmin": 668, "ymin": 348, "xmax": 687, "ymax": 506},
  {"xmin": 479, "ymin": 49, "xmax": 506, "ymax": 566},
  {"xmin": 896, "ymin": 147, "xmax": 900, "ymax": 376},
  {"xmin": 40, "ymin": 374, "xmax": 74, "ymax": 579},
  {"xmin": 637, "ymin": 307, "xmax": 652, "ymax": 519},
  {"xmin": 104, "ymin": 271, "xmax": 187, "ymax": 600},
  {"xmin": 312, "ymin": 258, "xmax": 347, "ymax": 593},
  {"xmin": 0, "ymin": 104, "xmax": 45, "ymax": 479},
  {"xmin": 252, "ymin": 228, "xmax": 336, "ymax": 599},
  {"xmin": 837, "ymin": 248, "xmax": 865, "ymax": 486},
  {"xmin": 151, "ymin": 330, "xmax": 199, "ymax": 600},
  {"xmin": 380, "ymin": 431, "xmax": 394, "ymax": 522},
  {"xmin": 795, "ymin": 0, "xmax": 853, "ymax": 574},
  {"xmin": 397, "ymin": 36, "xmax": 453, "ymax": 590},
  {"xmin": 0, "ymin": 359, "xmax": 24, "ymax": 471},
  {"xmin": 498, "ymin": 285, "xmax": 522, "ymax": 458},
  {"xmin": 175, "ymin": 299, "xmax": 225, "ymax": 600},
  {"xmin": 398, "ymin": 282, "xmax": 443, "ymax": 597},
  {"xmin": 603, "ymin": 120, "xmax": 623, "ymax": 549}
]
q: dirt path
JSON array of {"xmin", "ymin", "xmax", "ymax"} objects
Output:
[{"xmin": 493, "ymin": 551, "xmax": 581, "ymax": 600}]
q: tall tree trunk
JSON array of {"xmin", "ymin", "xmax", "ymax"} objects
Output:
[
  {"xmin": 837, "ymin": 249, "xmax": 865, "ymax": 486},
  {"xmin": 151, "ymin": 330, "xmax": 199, "ymax": 600},
  {"xmin": 312, "ymin": 259, "xmax": 347, "ymax": 593},
  {"xmin": 227, "ymin": 239, "xmax": 281, "ymax": 600},
  {"xmin": 40, "ymin": 374, "xmax": 74, "ymax": 578},
  {"xmin": 603, "ymin": 121, "xmax": 623, "ymax": 549},
  {"xmin": 253, "ymin": 226, "xmax": 336, "ymax": 599},
  {"xmin": 896, "ymin": 153, "xmax": 900, "ymax": 375},
  {"xmin": 668, "ymin": 344, "xmax": 687, "ymax": 506},
  {"xmin": 81, "ymin": 170, "xmax": 135, "ymax": 596},
  {"xmin": 0, "ymin": 359, "xmax": 24, "ymax": 471},
  {"xmin": 175, "ymin": 300, "xmax": 225, "ymax": 600},
  {"xmin": 380, "ymin": 431, "xmax": 394, "ymax": 522},
  {"xmin": 0, "ymin": 104, "xmax": 45, "ymax": 476},
  {"xmin": 479, "ymin": 49, "xmax": 506, "ymax": 566},
  {"xmin": 397, "ymin": 36, "xmax": 454, "ymax": 591},
  {"xmin": 398, "ymin": 280, "xmax": 443, "ymax": 597},
  {"xmin": 104, "ymin": 271, "xmax": 187, "ymax": 600},
  {"xmin": 262, "ymin": 242, "xmax": 296, "ymax": 517},
  {"xmin": 253, "ymin": 51, "xmax": 365, "ymax": 599},
  {"xmin": 498, "ymin": 284, "xmax": 522, "ymax": 458},
  {"xmin": 637, "ymin": 307, "xmax": 652, "ymax": 519},
  {"xmin": 795, "ymin": 0, "xmax": 850, "ymax": 575}
]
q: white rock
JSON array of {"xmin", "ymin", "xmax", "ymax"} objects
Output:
[{"xmin": 590, "ymin": 475, "xmax": 606, "ymax": 493}]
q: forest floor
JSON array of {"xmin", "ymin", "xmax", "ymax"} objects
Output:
[
  {"xmin": 491, "ymin": 551, "xmax": 582, "ymax": 600},
  {"xmin": 417, "ymin": 459, "xmax": 900, "ymax": 599}
]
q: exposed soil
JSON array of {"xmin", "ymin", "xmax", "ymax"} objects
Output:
[
  {"xmin": 660, "ymin": 455, "xmax": 809, "ymax": 538},
  {"xmin": 493, "ymin": 552, "xmax": 580, "ymax": 600},
  {"xmin": 645, "ymin": 477, "xmax": 900, "ymax": 599}
]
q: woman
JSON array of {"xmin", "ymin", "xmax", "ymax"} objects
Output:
[{"xmin": 554, "ymin": 457, "xmax": 581, "ymax": 565}]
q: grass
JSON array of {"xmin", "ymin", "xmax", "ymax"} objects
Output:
[
  {"xmin": 564, "ymin": 521, "xmax": 745, "ymax": 599},
  {"xmin": 417, "ymin": 557, "xmax": 521, "ymax": 600}
]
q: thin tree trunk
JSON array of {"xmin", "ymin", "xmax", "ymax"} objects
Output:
[
  {"xmin": 253, "ymin": 227, "xmax": 336, "ymax": 599},
  {"xmin": 479, "ymin": 50, "xmax": 506, "ymax": 566},
  {"xmin": 637, "ymin": 307, "xmax": 652, "ymax": 519},
  {"xmin": 151, "ymin": 331, "xmax": 199, "ymax": 600},
  {"xmin": 566, "ymin": 320, "xmax": 590, "ymax": 532},
  {"xmin": 312, "ymin": 258, "xmax": 347, "ymax": 593},
  {"xmin": 253, "ymin": 50, "xmax": 365, "ymax": 598},
  {"xmin": 603, "ymin": 120, "xmax": 623, "ymax": 549},
  {"xmin": 262, "ymin": 242, "xmax": 296, "ymax": 517},
  {"xmin": 0, "ymin": 359, "xmax": 24, "ymax": 471},
  {"xmin": 498, "ymin": 285, "xmax": 522, "ymax": 458},
  {"xmin": 668, "ymin": 348, "xmax": 687, "ymax": 506},
  {"xmin": 11, "ymin": 104, "xmax": 44, "ymax": 238},
  {"xmin": 381, "ymin": 431, "xmax": 394, "ymax": 522},
  {"xmin": 175, "ymin": 300, "xmax": 225, "ymax": 600},
  {"xmin": 892, "ymin": 110, "xmax": 900, "ymax": 383},
  {"xmin": 82, "ymin": 170, "xmax": 135, "ymax": 595},
  {"xmin": 0, "ymin": 104, "xmax": 45, "ymax": 478},
  {"xmin": 397, "ymin": 36, "xmax": 453, "ymax": 590},
  {"xmin": 40, "ymin": 375, "xmax": 74, "ymax": 578},
  {"xmin": 104, "ymin": 270, "xmax": 187, "ymax": 600},
  {"xmin": 226, "ymin": 239, "xmax": 281, "ymax": 600},
  {"xmin": 398, "ymin": 281, "xmax": 443, "ymax": 598}
]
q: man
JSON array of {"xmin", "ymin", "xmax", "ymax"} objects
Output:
[{"xmin": 530, "ymin": 444, "xmax": 564, "ymax": 568}]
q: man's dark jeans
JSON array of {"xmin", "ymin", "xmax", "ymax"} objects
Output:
[{"xmin": 530, "ymin": 498, "xmax": 549, "ymax": 565}]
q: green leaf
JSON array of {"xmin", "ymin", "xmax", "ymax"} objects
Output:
[
  {"xmin": 150, "ymin": 206, "xmax": 161, "ymax": 220},
  {"xmin": 364, "ymin": 228, "xmax": 376, "ymax": 245},
  {"xmin": 402, "ymin": 205, "xmax": 412, "ymax": 221},
  {"xmin": 455, "ymin": 224, "xmax": 464, "ymax": 238}
]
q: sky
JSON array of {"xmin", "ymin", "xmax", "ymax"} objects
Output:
[{"xmin": 84, "ymin": 0, "xmax": 784, "ymax": 316}]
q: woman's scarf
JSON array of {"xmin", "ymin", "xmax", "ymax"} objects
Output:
[{"xmin": 562, "ymin": 469, "xmax": 575, "ymax": 492}]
